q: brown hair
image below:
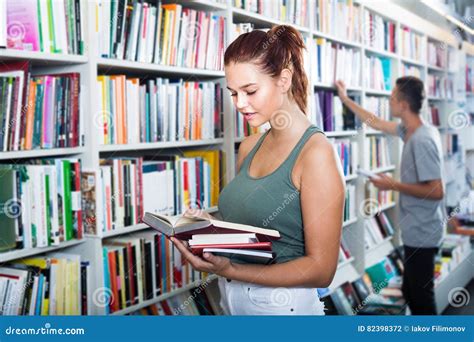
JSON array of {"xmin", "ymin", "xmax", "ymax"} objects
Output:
[
  {"xmin": 395, "ymin": 76, "xmax": 425, "ymax": 114},
  {"xmin": 224, "ymin": 25, "xmax": 309, "ymax": 114}
]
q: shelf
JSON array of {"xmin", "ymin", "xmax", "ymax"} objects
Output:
[
  {"xmin": 232, "ymin": 7, "xmax": 310, "ymax": 33},
  {"xmin": 96, "ymin": 207, "xmax": 219, "ymax": 239},
  {"xmin": 329, "ymin": 257, "xmax": 360, "ymax": 291},
  {"xmin": 99, "ymin": 139, "xmax": 224, "ymax": 153},
  {"xmin": 0, "ymin": 239, "xmax": 86, "ymax": 264},
  {"xmin": 312, "ymin": 31, "xmax": 362, "ymax": 49},
  {"xmin": 0, "ymin": 49, "xmax": 87, "ymax": 65},
  {"xmin": 365, "ymin": 89, "xmax": 392, "ymax": 96},
  {"xmin": 366, "ymin": 129, "xmax": 384, "ymax": 135},
  {"xmin": 111, "ymin": 274, "xmax": 218, "ymax": 315},
  {"xmin": 370, "ymin": 165, "xmax": 396, "ymax": 173},
  {"xmin": 0, "ymin": 147, "xmax": 85, "ymax": 160},
  {"xmin": 427, "ymin": 64, "xmax": 445, "ymax": 72},
  {"xmin": 400, "ymin": 56, "xmax": 425, "ymax": 67},
  {"xmin": 365, "ymin": 236, "xmax": 394, "ymax": 269},
  {"xmin": 98, "ymin": 58, "xmax": 225, "ymax": 77},
  {"xmin": 325, "ymin": 130, "xmax": 358, "ymax": 137},
  {"xmin": 364, "ymin": 46, "xmax": 398, "ymax": 59},
  {"xmin": 379, "ymin": 202, "xmax": 396, "ymax": 212},
  {"xmin": 173, "ymin": 0, "xmax": 227, "ymax": 11},
  {"xmin": 313, "ymin": 82, "xmax": 362, "ymax": 92},
  {"xmin": 434, "ymin": 251, "xmax": 473, "ymax": 314},
  {"xmin": 342, "ymin": 217, "xmax": 358, "ymax": 227},
  {"xmin": 427, "ymin": 96, "xmax": 445, "ymax": 101},
  {"xmin": 344, "ymin": 174, "xmax": 358, "ymax": 181}
]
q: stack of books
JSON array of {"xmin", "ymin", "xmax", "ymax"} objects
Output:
[
  {"xmin": 313, "ymin": 90, "xmax": 357, "ymax": 132},
  {"xmin": 365, "ymin": 96, "xmax": 390, "ymax": 121},
  {"xmin": 312, "ymin": 38, "xmax": 361, "ymax": 87},
  {"xmin": 400, "ymin": 26, "xmax": 424, "ymax": 61},
  {"xmin": 364, "ymin": 55, "xmax": 392, "ymax": 91},
  {"xmin": 315, "ymin": 0, "xmax": 361, "ymax": 42},
  {"xmin": 0, "ymin": 254, "xmax": 90, "ymax": 315},
  {"xmin": 427, "ymin": 41, "xmax": 447, "ymax": 68},
  {"xmin": 97, "ymin": 2, "xmax": 226, "ymax": 70},
  {"xmin": 362, "ymin": 10, "xmax": 396, "ymax": 53},
  {"xmin": 143, "ymin": 212, "xmax": 281, "ymax": 264},
  {"xmin": 234, "ymin": 0, "xmax": 309, "ymax": 27},
  {"xmin": 427, "ymin": 74, "xmax": 453, "ymax": 99},
  {"xmin": 4, "ymin": 0, "xmax": 85, "ymax": 54},
  {"xmin": 0, "ymin": 62, "xmax": 82, "ymax": 151},
  {"xmin": 0, "ymin": 159, "xmax": 83, "ymax": 252},
  {"xmin": 96, "ymin": 76, "xmax": 223, "ymax": 145}
]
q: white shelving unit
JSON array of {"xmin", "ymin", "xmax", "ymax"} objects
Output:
[{"xmin": 0, "ymin": 0, "xmax": 472, "ymax": 316}]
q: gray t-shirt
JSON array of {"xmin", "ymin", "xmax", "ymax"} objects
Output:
[{"xmin": 396, "ymin": 123, "xmax": 445, "ymax": 248}]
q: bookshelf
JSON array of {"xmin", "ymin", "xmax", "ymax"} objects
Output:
[{"xmin": 0, "ymin": 0, "xmax": 472, "ymax": 316}]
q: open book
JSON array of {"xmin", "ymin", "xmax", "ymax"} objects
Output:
[
  {"xmin": 357, "ymin": 168, "xmax": 381, "ymax": 179},
  {"xmin": 142, "ymin": 212, "xmax": 281, "ymax": 241}
]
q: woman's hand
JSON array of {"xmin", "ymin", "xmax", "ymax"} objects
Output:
[{"xmin": 170, "ymin": 237, "xmax": 233, "ymax": 277}]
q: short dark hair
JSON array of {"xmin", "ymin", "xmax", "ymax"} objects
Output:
[{"xmin": 395, "ymin": 76, "xmax": 425, "ymax": 113}]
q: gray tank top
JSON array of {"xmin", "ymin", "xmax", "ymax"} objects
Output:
[{"xmin": 218, "ymin": 125, "xmax": 324, "ymax": 264}]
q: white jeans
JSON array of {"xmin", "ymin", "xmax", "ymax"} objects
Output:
[{"xmin": 218, "ymin": 277, "xmax": 325, "ymax": 315}]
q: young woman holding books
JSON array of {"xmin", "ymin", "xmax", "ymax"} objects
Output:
[{"xmin": 171, "ymin": 25, "xmax": 345, "ymax": 315}]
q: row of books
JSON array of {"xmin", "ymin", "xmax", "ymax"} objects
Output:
[
  {"xmin": 466, "ymin": 57, "xmax": 473, "ymax": 93},
  {"xmin": 364, "ymin": 212, "xmax": 395, "ymax": 250},
  {"xmin": 315, "ymin": 0, "xmax": 361, "ymax": 42},
  {"xmin": 400, "ymin": 26, "xmax": 424, "ymax": 62},
  {"xmin": 364, "ymin": 55, "xmax": 392, "ymax": 91},
  {"xmin": 235, "ymin": 110, "xmax": 267, "ymax": 140},
  {"xmin": 312, "ymin": 38, "xmax": 361, "ymax": 88},
  {"xmin": 427, "ymin": 74, "xmax": 453, "ymax": 99},
  {"xmin": 313, "ymin": 91, "xmax": 357, "ymax": 132},
  {"xmin": 82, "ymin": 151, "xmax": 221, "ymax": 236},
  {"xmin": 401, "ymin": 63, "xmax": 422, "ymax": 78},
  {"xmin": 0, "ymin": 254, "xmax": 90, "ymax": 315},
  {"xmin": 130, "ymin": 280, "xmax": 222, "ymax": 316},
  {"xmin": 343, "ymin": 183, "xmax": 357, "ymax": 223},
  {"xmin": 0, "ymin": 159, "xmax": 82, "ymax": 253},
  {"xmin": 331, "ymin": 139, "xmax": 358, "ymax": 177},
  {"xmin": 3, "ymin": 0, "xmax": 85, "ymax": 54},
  {"xmin": 97, "ymin": 2, "xmax": 226, "ymax": 71},
  {"xmin": 96, "ymin": 76, "xmax": 223, "ymax": 145},
  {"xmin": 427, "ymin": 104, "xmax": 441, "ymax": 127},
  {"xmin": 362, "ymin": 10, "xmax": 396, "ymax": 53},
  {"xmin": 233, "ymin": 0, "xmax": 309, "ymax": 28},
  {"xmin": 427, "ymin": 41, "xmax": 447, "ymax": 68},
  {"xmin": 102, "ymin": 231, "xmax": 211, "ymax": 314},
  {"xmin": 434, "ymin": 234, "xmax": 471, "ymax": 286},
  {"xmin": 365, "ymin": 96, "xmax": 390, "ymax": 121},
  {"xmin": 365, "ymin": 179, "xmax": 395, "ymax": 212},
  {"xmin": 338, "ymin": 239, "xmax": 352, "ymax": 263},
  {"xmin": 0, "ymin": 62, "xmax": 81, "ymax": 151},
  {"xmin": 322, "ymin": 250, "xmax": 405, "ymax": 315},
  {"xmin": 442, "ymin": 133, "xmax": 459, "ymax": 156},
  {"xmin": 367, "ymin": 136, "xmax": 392, "ymax": 170}
]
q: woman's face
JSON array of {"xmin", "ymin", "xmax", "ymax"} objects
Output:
[{"xmin": 225, "ymin": 62, "xmax": 285, "ymax": 127}]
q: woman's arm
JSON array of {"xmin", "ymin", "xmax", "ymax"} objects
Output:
[{"xmin": 172, "ymin": 135, "xmax": 345, "ymax": 288}]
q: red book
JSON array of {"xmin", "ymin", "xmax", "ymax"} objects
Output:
[{"xmin": 190, "ymin": 242, "xmax": 272, "ymax": 255}]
